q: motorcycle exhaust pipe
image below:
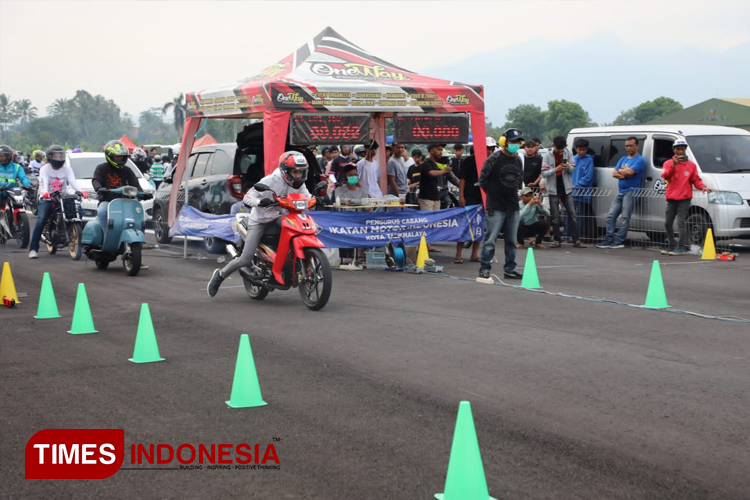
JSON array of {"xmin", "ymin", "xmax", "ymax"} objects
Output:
[{"xmin": 226, "ymin": 244, "xmax": 238, "ymax": 259}]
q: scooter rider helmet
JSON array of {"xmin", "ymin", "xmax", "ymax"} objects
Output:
[
  {"xmin": 0, "ymin": 145, "xmax": 13, "ymax": 166},
  {"xmin": 354, "ymin": 145, "xmax": 366, "ymax": 159},
  {"xmin": 278, "ymin": 151, "xmax": 309, "ymax": 189},
  {"xmin": 104, "ymin": 140, "xmax": 130, "ymax": 168},
  {"xmin": 131, "ymin": 147, "xmax": 147, "ymax": 162},
  {"xmin": 45, "ymin": 144, "xmax": 66, "ymax": 169}
]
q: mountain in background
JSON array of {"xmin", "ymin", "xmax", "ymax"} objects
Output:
[{"xmin": 425, "ymin": 31, "xmax": 750, "ymax": 126}]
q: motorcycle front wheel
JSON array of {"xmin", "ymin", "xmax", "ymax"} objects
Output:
[
  {"xmin": 67, "ymin": 222, "xmax": 82, "ymax": 260},
  {"xmin": 44, "ymin": 220, "xmax": 57, "ymax": 255},
  {"xmin": 15, "ymin": 212, "xmax": 30, "ymax": 248},
  {"xmin": 123, "ymin": 242, "xmax": 142, "ymax": 276},
  {"xmin": 298, "ymin": 247, "xmax": 332, "ymax": 311}
]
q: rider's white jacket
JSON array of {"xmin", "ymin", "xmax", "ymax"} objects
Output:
[{"xmin": 242, "ymin": 168, "xmax": 311, "ymax": 224}]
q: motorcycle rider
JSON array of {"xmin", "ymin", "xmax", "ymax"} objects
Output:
[
  {"xmin": 29, "ymin": 150, "xmax": 45, "ymax": 175},
  {"xmin": 0, "ymin": 144, "xmax": 32, "ymax": 204},
  {"xmin": 131, "ymin": 147, "xmax": 150, "ymax": 175},
  {"xmin": 29, "ymin": 145, "xmax": 87, "ymax": 259},
  {"xmin": 92, "ymin": 140, "xmax": 143, "ymax": 231},
  {"xmin": 207, "ymin": 151, "xmax": 311, "ymax": 297}
]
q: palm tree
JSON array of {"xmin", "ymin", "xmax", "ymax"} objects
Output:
[
  {"xmin": 0, "ymin": 94, "xmax": 18, "ymax": 139},
  {"xmin": 14, "ymin": 99, "xmax": 38, "ymax": 125},
  {"xmin": 47, "ymin": 98, "xmax": 72, "ymax": 115},
  {"xmin": 162, "ymin": 93, "xmax": 185, "ymax": 137}
]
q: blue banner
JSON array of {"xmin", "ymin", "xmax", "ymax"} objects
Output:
[
  {"xmin": 170, "ymin": 205, "xmax": 238, "ymax": 242},
  {"xmin": 308, "ymin": 205, "xmax": 485, "ymax": 248}
]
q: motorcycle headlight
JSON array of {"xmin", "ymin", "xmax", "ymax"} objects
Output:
[
  {"xmin": 707, "ymin": 191, "xmax": 743, "ymax": 205},
  {"xmin": 294, "ymin": 200, "xmax": 308, "ymax": 210},
  {"xmin": 123, "ymin": 186, "xmax": 138, "ymax": 198}
]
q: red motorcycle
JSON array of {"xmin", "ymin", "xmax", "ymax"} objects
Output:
[
  {"xmin": 227, "ymin": 181, "xmax": 332, "ymax": 310},
  {"xmin": 0, "ymin": 185, "xmax": 31, "ymax": 248}
]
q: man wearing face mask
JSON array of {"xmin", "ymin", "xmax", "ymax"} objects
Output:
[
  {"xmin": 29, "ymin": 145, "xmax": 87, "ymax": 259},
  {"xmin": 478, "ymin": 129, "xmax": 524, "ymax": 279},
  {"xmin": 334, "ymin": 161, "xmax": 369, "ymax": 266}
]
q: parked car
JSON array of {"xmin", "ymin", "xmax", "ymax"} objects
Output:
[
  {"xmin": 66, "ymin": 152, "xmax": 155, "ymax": 221},
  {"xmin": 567, "ymin": 125, "xmax": 750, "ymax": 245},
  {"xmin": 152, "ymin": 122, "xmax": 320, "ymax": 252}
]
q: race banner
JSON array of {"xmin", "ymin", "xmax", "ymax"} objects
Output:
[
  {"xmin": 308, "ymin": 205, "xmax": 485, "ymax": 248},
  {"xmin": 170, "ymin": 206, "xmax": 238, "ymax": 242}
]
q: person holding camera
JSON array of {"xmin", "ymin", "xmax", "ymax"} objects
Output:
[
  {"xmin": 541, "ymin": 136, "xmax": 586, "ymax": 248},
  {"xmin": 517, "ymin": 187, "xmax": 550, "ymax": 249}
]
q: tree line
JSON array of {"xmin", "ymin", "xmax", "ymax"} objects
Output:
[
  {"xmin": 487, "ymin": 97, "xmax": 683, "ymax": 145},
  {"xmin": 0, "ymin": 90, "xmax": 683, "ymax": 153}
]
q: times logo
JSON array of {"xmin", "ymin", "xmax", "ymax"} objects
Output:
[{"xmin": 25, "ymin": 429, "xmax": 125, "ymax": 479}]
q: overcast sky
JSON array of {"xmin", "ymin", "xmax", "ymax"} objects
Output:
[{"xmin": 1, "ymin": 0, "xmax": 749, "ymax": 124}]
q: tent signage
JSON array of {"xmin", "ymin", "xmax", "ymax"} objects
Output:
[
  {"xmin": 394, "ymin": 113, "xmax": 470, "ymax": 143},
  {"xmin": 289, "ymin": 114, "xmax": 371, "ymax": 145}
]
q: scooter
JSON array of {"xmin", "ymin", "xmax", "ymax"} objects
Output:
[
  {"xmin": 0, "ymin": 185, "xmax": 31, "ymax": 248},
  {"xmin": 81, "ymin": 186, "xmax": 150, "ymax": 276},
  {"xmin": 227, "ymin": 181, "xmax": 332, "ymax": 311}
]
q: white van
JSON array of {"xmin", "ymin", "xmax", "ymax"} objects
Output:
[{"xmin": 567, "ymin": 125, "xmax": 750, "ymax": 245}]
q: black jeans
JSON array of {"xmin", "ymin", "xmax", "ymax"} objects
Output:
[
  {"xmin": 518, "ymin": 219, "xmax": 550, "ymax": 245},
  {"xmin": 549, "ymin": 192, "xmax": 579, "ymax": 243},
  {"xmin": 664, "ymin": 199, "xmax": 691, "ymax": 248}
]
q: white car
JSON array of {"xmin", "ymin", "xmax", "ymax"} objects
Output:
[{"xmin": 65, "ymin": 152, "xmax": 155, "ymax": 221}]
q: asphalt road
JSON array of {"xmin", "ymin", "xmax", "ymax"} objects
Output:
[{"xmin": 1, "ymin": 234, "xmax": 749, "ymax": 499}]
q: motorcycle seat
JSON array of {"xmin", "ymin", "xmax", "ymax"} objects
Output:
[{"xmin": 260, "ymin": 222, "xmax": 281, "ymax": 245}]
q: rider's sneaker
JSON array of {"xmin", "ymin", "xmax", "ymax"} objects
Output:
[
  {"xmin": 28, "ymin": 250, "xmax": 38, "ymax": 259},
  {"xmin": 207, "ymin": 269, "xmax": 225, "ymax": 297}
]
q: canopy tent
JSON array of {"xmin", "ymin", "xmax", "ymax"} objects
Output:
[
  {"xmin": 192, "ymin": 133, "xmax": 219, "ymax": 149},
  {"xmin": 118, "ymin": 135, "xmax": 138, "ymax": 152},
  {"xmin": 169, "ymin": 27, "xmax": 486, "ymax": 224}
]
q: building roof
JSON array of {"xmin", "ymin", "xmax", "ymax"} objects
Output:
[{"xmin": 718, "ymin": 98, "xmax": 750, "ymax": 107}]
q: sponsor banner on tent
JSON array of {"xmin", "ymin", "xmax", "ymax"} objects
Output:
[
  {"xmin": 170, "ymin": 206, "xmax": 238, "ymax": 242},
  {"xmin": 309, "ymin": 206, "xmax": 485, "ymax": 248}
]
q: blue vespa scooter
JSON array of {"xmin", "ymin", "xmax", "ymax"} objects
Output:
[{"xmin": 81, "ymin": 186, "xmax": 150, "ymax": 276}]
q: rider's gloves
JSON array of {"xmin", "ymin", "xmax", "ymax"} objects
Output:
[
  {"xmin": 77, "ymin": 191, "xmax": 88, "ymax": 199},
  {"xmin": 141, "ymin": 193, "xmax": 153, "ymax": 200},
  {"xmin": 42, "ymin": 192, "xmax": 50, "ymax": 199},
  {"xmin": 97, "ymin": 187, "xmax": 108, "ymax": 193},
  {"xmin": 258, "ymin": 198, "xmax": 275, "ymax": 207}
]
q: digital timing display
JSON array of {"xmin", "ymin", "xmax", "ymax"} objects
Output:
[
  {"xmin": 394, "ymin": 113, "xmax": 470, "ymax": 143},
  {"xmin": 290, "ymin": 114, "xmax": 371, "ymax": 145}
]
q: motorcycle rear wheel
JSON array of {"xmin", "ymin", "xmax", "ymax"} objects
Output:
[
  {"xmin": 298, "ymin": 247, "xmax": 332, "ymax": 311},
  {"xmin": 243, "ymin": 277, "xmax": 269, "ymax": 300},
  {"xmin": 68, "ymin": 222, "xmax": 83, "ymax": 260}
]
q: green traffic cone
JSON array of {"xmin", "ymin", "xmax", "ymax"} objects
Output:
[
  {"xmin": 68, "ymin": 283, "xmax": 98, "ymax": 334},
  {"xmin": 520, "ymin": 247, "xmax": 541, "ymax": 289},
  {"xmin": 435, "ymin": 401, "xmax": 497, "ymax": 500},
  {"xmin": 226, "ymin": 334, "xmax": 267, "ymax": 408},
  {"xmin": 34, "ymin": 272, "xmax": 61, "ymax": 319},
  {"xmin": 128, "ymin": 304, "xmax": 164, "ymax": 363},
  {"xmin": 644, "ymin": 260, "xmax": 670, "ymax": 309}
]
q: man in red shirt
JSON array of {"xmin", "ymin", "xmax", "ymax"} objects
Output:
[{"xmin": 661, "ymin": 139, "xmax": 711, "ymax": 255}]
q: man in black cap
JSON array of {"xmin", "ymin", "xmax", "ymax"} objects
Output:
[
  {"xmin": 478, "ymin": 129, "xmax": 525, "ymax": 280},
  {"xmin": 419, "ymin": 144, "xmax": 452, "ymax": 252}
]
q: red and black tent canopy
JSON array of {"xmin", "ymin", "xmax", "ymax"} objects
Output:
[{"xmin": 170, "ymin": 27, "xmax": 486, "ymax": 224}]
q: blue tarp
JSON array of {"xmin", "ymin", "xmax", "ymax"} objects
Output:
[{"xmin": 170, "ymin": 205, "xmax": 238, "ymax": 242}]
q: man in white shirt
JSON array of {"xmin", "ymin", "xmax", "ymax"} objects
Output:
[
  {"xmin": 28, "ymin": 151, "xmax": 45, "ymax": 175},
  {"xmin": 356, "ymin": 141, "xmax": 382, "ymax": 198}
]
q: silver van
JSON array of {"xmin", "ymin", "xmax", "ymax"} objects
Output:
[{"xmin": 567, "ymin": 125, "xmax": 750, "ymax": 245}]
